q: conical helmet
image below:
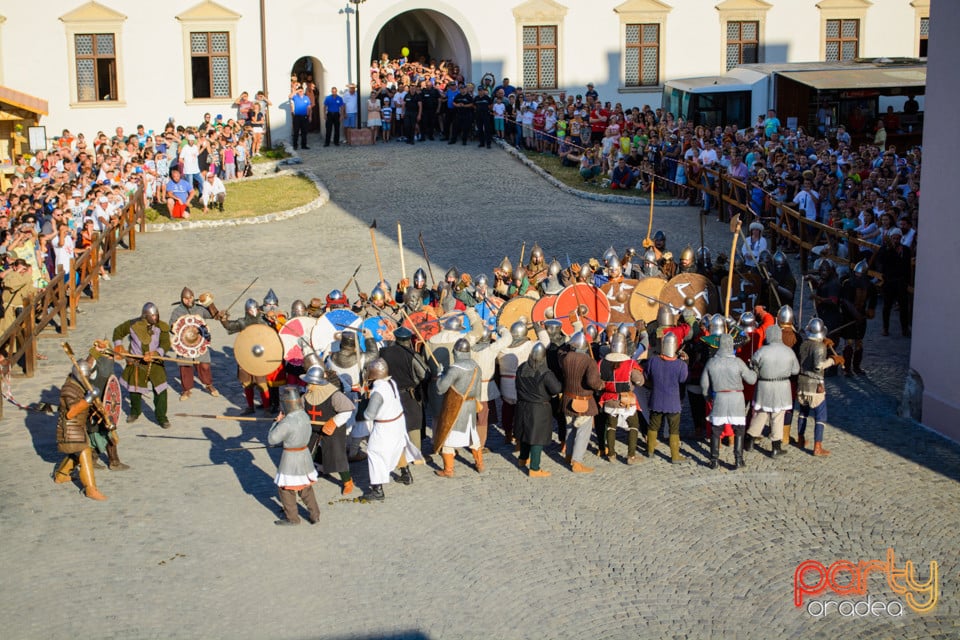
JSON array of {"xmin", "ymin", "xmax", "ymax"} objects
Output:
[{"xmin": 413, "ymin": 268, "xmax": 427, "ymax": 288}]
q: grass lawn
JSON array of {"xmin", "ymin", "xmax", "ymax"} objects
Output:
[
  {"xmin": 518, "ymin": 150, "xmax": 676, "ymax": 201},
  {"xmin": 146, "ymin": 174, "xmax": 318, "ymax": 223},
  {"xmin": 251, "ymin": 144, "xmax": 291, "ymax": 164}
]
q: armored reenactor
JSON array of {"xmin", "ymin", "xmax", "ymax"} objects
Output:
[
  {"xmin": 52, "ymin": 359, "xmax": 108, "ymax": 500},
  {"xmin": 326, "ymin": 329, "xmax": 378, "ymax": 462},
  {"xmin": 497, "ymin": 320, "xmax": 550, "ymax": 447},
  {"xmin": 355, "ymin": 283, "xmax": 402, "ymax": 323},
  {"xmin": 640, "ymin": 248, "xmax": 665, "ymax": 279},
  {"xmin": 766, "ymin": 250, "xmax": 797, "ymax": 310},
  {"xmin": 651, "ymin": 230, "xmax": 668, "ymax": 261},
  {"xmin": 507, "ymin": 266, "xmax": 535, "ymax": 298},
  {"xmin": 268, "ymin": 386, "xmax": 321, "ymax": 526},
  {"xmin": 492, "ymin": 257, "xmax": 513, "ymax": 299},
  {"xmin": 169, "ymin": 287, "xmax": 219, "ymax": 400},
  {"xmin": 540, "ymin": 260, "xmax": 564, "ymax": 296},
  {"xmin": 396, "ymin": 268, "xmax": 436, "ymax": 315},
  {"xmin": 301, "ymin": 365, "xmax": 357, "ymax": 495},
  {"xmin": 434, "ymin": 338, "xmax": 484, "ymax": 476},
  {"xmin": 437, "ymin": 267, "xmax": 462, "ymax": 313},
  {"xmin": 776, "ymin": 305, "xmax": 803, "ymax": 439},
  {"xmin": 559, "ymin": 331, "xmax": 604, "ymax": 473},
  {"xmin": 525, "ymin": 243, "xmax": 548, "ymax": 288},
  {"xmin": 645, "ymin": 333, "xmax": 689, "ymax": 464},
  {"xmin": 796, "ymin": 318, "xmax": 844, "ymax": 456},
  {"xmin": 838, "ymin": 260, "xmax": 878, "ymax": 376},
  {"xmin": 701, "ymin": 334, "xmax": 757, "ymax": 469},
  {"xmin": 323, "ymin": 289, "xmax": 350, "ymax": 313},
  {"xmin": 598, "ymin": 333, "xmax": 645, "ymax": 464},
  {"xmin": 745, "ymin": 326, "xmax": 800, "ymax": 458},
  {"xmin": 805, "ymin": 259, "xmax": 842, "ymax": 337},
  {"xmin": 87, "ymin": 341, "xmax": 129, "ymax": 471},
  {"xmin": 515, "ymin": 343, "xmax": 563, "ymax": 477},
  {"xmin": 425, "ymin": 308, "xmax": 484, "ymax": 422},
  {"xmin": 469, "ymin": 325, "xmax": 512, "ymax": 449},
  {"xmin": 544, "ymin": 320, "xmax": 568, "ymax": 448},
  {"xmin": 221, "ymin": 299, "xmax": 271, "ymax": 415},
  {"xmin": 362, "ymin": 358, "xmax": 421, "ymax": 502},
  {"xmin": 378, "ymin": 327, "xmax": 428, "ymax": 455},
  {"xmin": 676, "ymin": 246, "xmax": 697, "ymax": 275},
  {"xmin": 113, "ymin": 302, "xmax": 172, "ymax": 429}
]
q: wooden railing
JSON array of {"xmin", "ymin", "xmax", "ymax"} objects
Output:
[{"xmin": 0, "ymin": 188, "xmax": 143, "ymax": 415}]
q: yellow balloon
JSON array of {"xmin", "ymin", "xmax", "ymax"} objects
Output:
[{"xmin": 401, "ymin": 47, "xmax": 410, "ymax": 57}]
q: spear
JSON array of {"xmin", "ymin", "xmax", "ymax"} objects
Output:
[
  {"xmin": 222, "ymin": 276, "xmax": 260, "ymax": 317},
  {"xmin": 341, "ymin": 264, "xmax": 362, "ymax": 295},
  {"xmin": 645, "ymin": 176, "xmax": 655, "ymax": 246},
  {"xmin": 397, "ymin": 308, "xmax": 441, "ymax": 369},
  {"xmin": 418, "ymin": 232, "xmax": 436, "ymax": 287},
  {"xmin": 368, "ymin": 219, "xmax": 386, "ymax": 287},
  {"xmin": 517, "ymin": 241, "xmax": 526, "ymax": 272},
  {"xmin": 103, "ymin": 348, "xmax": 198, "ymax": 366},
  {"xmin": 724, "ymin": 214, "xmax": 742, "ymax": 318},
  {"xmin": 173, "ymin": 412, "xmax": 329, "ymax": 426},
  {"xmin": 397, "ymin": 221, "xmax": 407, "ymax": 281}
]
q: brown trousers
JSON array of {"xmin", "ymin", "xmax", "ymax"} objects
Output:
[
  {"xmin": 179, "ymin": 363, "xmax": 213, "ymax": 392},
  {"xmin": 278, "ymin": 485, "xmax": 320, "ymax": 524}
]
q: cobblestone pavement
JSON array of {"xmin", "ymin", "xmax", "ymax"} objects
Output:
[{"xmin": 1, "ymin": 138, "xmax": 957, "ymax": 640}]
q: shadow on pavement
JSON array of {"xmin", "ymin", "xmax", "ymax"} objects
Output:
[
  {"xmin": 203, "ymin": 425, "xmax": 278, "ymax": 515},
  {"xmin": 22, "ymin": 385, "xmax": 61, "ymax": 463}
]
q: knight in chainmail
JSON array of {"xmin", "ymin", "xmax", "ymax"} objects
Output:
[
  {"xmin": 746, "ymin": 325, "xmax": 800, "ymax": 459},
  {"xmin": 700, "ymin": 333, "xmax": 757, "ymax": 469},
  {"xmin": 221, "ymin": 298, "xmax": 271, "ymax": 415},
  {"xmin": 433, "ymin": 339, "xmax": 483, "ymax": 477},
  {"xmin": 325, "ymin": 329, "xmax": 378, "ymax": 462},
  {"xmin": 796, "ymin": 318, "xmax": 844, "ymax": 456}
]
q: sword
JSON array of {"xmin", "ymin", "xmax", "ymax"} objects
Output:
[
  {"xmin": 418, "ymin": 232, "xmax": 436, "ymax": 287},
  {"xmin": 222, "ymin": 276, "xmax": 260, "ymax": 318},
  {"xmin": 342, "ymin": 264, "xmax": 362, "ymax": 296}
]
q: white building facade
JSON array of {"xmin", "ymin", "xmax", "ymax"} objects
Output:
[{"xmin": 0, "ymin": 0, "xmax": 930, "ymax": 147}]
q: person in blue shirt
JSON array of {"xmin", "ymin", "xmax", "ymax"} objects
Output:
[
  {"xmin": 165, "ymin": 167, "xmax": 196, "ymax": 220},
  {"xmin": 289, "ymin": 85, "xmax": 312, "ymax": 150},
  {"xmin": 323, "ymin": 87, "xmax": 345, "ymax": 147}
]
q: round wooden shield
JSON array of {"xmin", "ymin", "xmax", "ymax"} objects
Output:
[
  {"xmin": 234, "ymin": 324, "xmax": 284, "ymax": 376},
  {"xmin": 497, "ymin": 296, "xmax": 537, "ymax": 340},
  {"xmin": 360, "ymin": 316, "xmax": 397, "ymax": 351},
  {"xmin": 600, "ymin": 278, "xmax": 640, "ymax": 325},
  {"xmin": 278, "ymin": 316, "xmax": 319, "ymax": 364},
  {"xmin": 402, "ymin": 310, "xmax": 441, "ymax": 343},
  {"xmin": 629, "ymin": 277, "xmax": 668, "ymax": 324},
  {"xmin": 552, "ymin": 283, "xmax": 612, "ymax": 336},
  {"xmin": 661, "ymin": 273, "xmax": 720, "ymax": 320},
  {"xmin": 721, "ymin": 272, "xmax": 764, "ymax": 319},
  {"xmin": 171, "ymin": 314, "xmax": 209, "ymax": 359},
  {"xmin": 101, "ymin": 374, "xmax": 122, "ymax": 429},
  {"xmin": 475, "ymin": 296, "xmax": 503, "ymax": 330},
  {"xmin": 531, "ymin": 294, "xmax": 558, "ymax": 323},
  {"xmin": 323, "ymin": 308, "xmax": 362, "ymax": 332}
]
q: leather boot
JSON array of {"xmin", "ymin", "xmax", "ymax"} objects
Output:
[
  {"xmin": 341, "ymin": 479, "xmax": 354, "ymax": 495},
  {"xmin": 397, "ymin": 466, "xmax": 413, "ymax": 485},
  {"xmin": 709, "ymin": 434, "xmax": 720, "ymax": 470},
  {"xmin": 783, "ymin": 424, "xmax": 791, "ymax": 448},
  {"xmin": 106, "ymin": 438, "xmax": 130, "ymax": 471},
  {"xmin": 605, "ymin": 429, "xmax": 617, "ymax": 461},
  {"xmin": 733, "ymin": 432, "xmax": 746, "ymax": 469},
  {"xmin": 434, "ymin": 453, "xmax": 455, "ymax": 477},
  {"xmin": 571, "ymin": 460, "xmax": 594, "ymax": 474},
  {"xmin": 770, "ymin": 440, "xmax": 788, "ymax": 457},
  {"xmin": 842, "ymin": 345, "xmax": 854, "ymax": 377},
  {"xmin": 54, "ymin": 456, "xmax": 75, "ymax": 483},
  {"xmin": 365, "ymin": 484, "xmax": 385, "ymax": 501},
  {"xmin": 470, "ymin": 448, "xmax": 485, "ymax": 473},
  {"xmin": 797, "ymin": 436, "xmax": 807, "ymax": 449},
  {"xmin": 528, "ymin": 468, "xmax": 551, "ymax": 477},
  {"xmin": 669, "ymin": 433, "xmax": 687, "ymax": 464},
  {"xmin": 813, "ymin": 442, "xmax": 831, "ymax": 456},
  {"xmin": 646, "ymin": 429, "xmax": 658, "ymax": 458},
  {"xmin": 853, "ymin": 348, "xmax": 865, "ymax": 374},
  {"xmin": 743, "ymin": 434, "xmax": 754, "ymax": 452},
  {"xmin": 78, "ymin": 449, "xmax": 107, "ymax": 500}
]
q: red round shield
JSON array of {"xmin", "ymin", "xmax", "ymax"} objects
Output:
[
  {"xmin": 531, "ymin": 294, "xmax": 558, "ymax": 323},
  {"xmin": 102, "ymin": 374, "xmax": 122, "ymax": 430},
  {"xmin": 552, "ymin": 283, "xmax": 612, "ymax": 336},
  {"xmin": 402, "ymin": 310, "xmax": 441, "ymax": 343}
]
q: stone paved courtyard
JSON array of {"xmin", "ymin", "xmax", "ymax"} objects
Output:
[{"xmin": 1, "ymin": 139, "xmax": 957, "ymax": 639}]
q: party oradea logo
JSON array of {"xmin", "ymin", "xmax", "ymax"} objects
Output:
[{"xmin": 794, "ymin": 548, "xmax": 938, "ymax": 618}]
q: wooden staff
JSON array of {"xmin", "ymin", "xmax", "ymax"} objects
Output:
[
  {"xmin": 724, "ymin": 214, "xmax": 742, "ymax": 318},
  {"xmin": 368, "ymin": 219, "xmax": 386, "ymax": 287},
  {"xmin": 104, "ymin": 348, "xmax": 198, "ymax": 366},
  {"xmin": 173, "ymin": 412, "xmax": 328, "ymax": 426},
  {"xmin": 60, "ymin": 342, "xmax": 115, "ymax": 428},
  {"xmin": 397, "ymin": 308, "xmax": 441, "ymax": 369},
  {"xmin": 418, "ymin": 232, "xmax": 436, "ymax": 287},
  {"xmin": 222, "ymin": 276, "xmax": 260, "ymax": 317},
  {"xmin": 517, "ymin": 241, "xmax": 526, "ymax": 272},
  {"xmin": 342, "ymin": 264, "xmax": 362, "ymax": 295},
  {"xmin": 645, "ymin": 175, "xmax": 655, "ymax": 246},
  {"xmin": 397, "ymin": 221, "xmax": 407, "ymax": 281}
]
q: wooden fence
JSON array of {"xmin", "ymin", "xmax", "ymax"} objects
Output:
[{"xmin": 0, "ymin": 189, "xmax": 144, "ymax": 416}]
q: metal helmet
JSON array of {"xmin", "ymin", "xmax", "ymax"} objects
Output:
[
  {"xmin": 709, "ymin": 314, "xmax": 727, "ymax": 336},
  {"xmin": 498, "ymin": 256, "xmax": 513, "ymax": 277},
  {"xmin": 653, "ymin": 230, "xmax": 666, "ymax": 244},
  {"xmin": 661, "ymin": 332, "xmax": 679, "ymax": 358},
  {"xmin": 326, "ymin": 289, "xmax": 347, "ymax": 307},
  {"xmin": 364, "ymin": 357, "xmax": 390, "ymax": 381},
  {"xmin": 290, "ymin": 299, "xmax": 307, "ymax": 318},
  {"xmin": 740, "ymin": 311, "xmax": 757, "ymax": 334},
  {"xmin": 141, "ymin": 302, "xmax": 159, "ymax": 325},
  {"xmin": 805, "ymin": 317, "xmax": 827, "ymax": 341},
  {"xmin": 514, "ymin": 266, "xmax": 527, "ymax": 282},
  {"xmin": 444, "ymin": 266, "xmax": 459, "ymax": 282},
  {"xmin": 299, "ymin": 365, "xmax": 328, "ymax": 386},
  {"xmin": 584, "ymin": 324, "xmax": 599, "ymax": 343},
  {"xmin": 263, "ymin": 288, "xmax": 279, "ymax": 308},
  {"xmin": 510, "ymin": 320, "xmax": 528, "ymax": 341},
  {"xmin": 623, "ymin": 247, "xmax": 637, "ymax": 260},
  {"xmin": 696, "ymin": 246, "xmax": 712, "ymax": 269},
  {"xmin": 680, "ymin": 246, "xmax": 695, "ymax": 267},
  {"xmin": 244, "ymin": 298, "xmax": 259, "ymax": 317},
  {"xmin": 339, "ymin": 330, "xmax": 358, "ymax": 353},
  {"xmin": 642, "ymin": 248, "xmax": 658, "ymax": 274},
  {"xmin": 758, "ymin": 250, "xmax": 773, "ymax": 267},
  {"xmin": 773, "ymin": 250, "xmax": 788, "ymax": 267},
  {"xmin": 569, "ymin": 331, "xmax": 589, "ymax": 352},
  {"xmin": 413, "ymin": 268, "xmax": 427, "ymax": 288},
  {"xmin": 478, "ymin": 325, "xmax": 493, "ymax": 343},
  {"xmin": 302, "ymin": 350, "xmax": 324, "ymax": 371},
  {"xmin": 617, "ymin": 322, "xmax": 632, "ymax": 338},
  {"xmin": 579, "ymin": 263, "xmax": 592, "ymax": 279},
  {"xmin": 777, "ymin": 305, "xmax": 795, "ymax": 328},
  {"xmin": 180, "ymin": 287, "xmax": 195, "ymax": 307},
  {"xmin": 603, "ymin": 246, "xmax": 617, "ymax": 265},
  {"xmin": 528, "ymin": 342, "xmax": 547, "ymax": 368},
  {"xmin": 453, "ymin": 338, "xmax": 471, "ymax": 358},
  {"xmin": 609, "ymin": 333, "xmax": 628, "ymax": 356},
  {"xmin": 700, "ymin": 313, "xmax": 713, "ymax": 332},
  {"xmin": 475, "ymin": 273, "xmax": 489, "ymax": 289},
  {"xmin": 370, "ymin": 284, "xmax": 387, "ymax": 304},
  {"xmin": 530, "ymin": 243, "xmax": 544, "ymax": 264},
  {"xmin": 853, "ymin": 259, "xmax": 869, "ymax": 276},
  {"xmin": 608, "ymin": 255, "xmax": 622, "ymax": 276},
  {"xmin": 443, "ymin": 314, "xmax": 464, "ymax": 331},
  {"xmin": 279, "ymin": 385, "xmax": 302, "ymax": 414},
  {"xmin": 548, "ymin": 259, "xmax": 562, "ymax": 278},
  {"xmin": 657, "ymin": 305, "xmax": 676, "ymax": 328},
  {"xmin": 544, "ymin": 319, "xmax": 564, "ymax": 342},
  {"xmin": 72, "ymin": 359, "xmax": 93, "ymax": 382}
]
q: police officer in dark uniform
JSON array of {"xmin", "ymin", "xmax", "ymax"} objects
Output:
[
  {"xmin": 474, "ymin": 85, "xmax": 494, "ymax": 149},
  {"xmin": 403, "ymin": 84, "xmax": 423, "ymax": 145},
  {"xmin": 449, "ymin": 85, "xmax": 475, "ymax": 146},
  {"xmin": 419, "ymin": 81, "xmax": 441, "ymax": 141}
]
